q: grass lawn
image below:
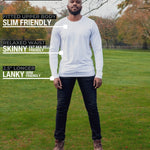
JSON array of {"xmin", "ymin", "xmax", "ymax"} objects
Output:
[{"xmin": 0, "ymin": 49, "xmax": 150, "ymax": 150}]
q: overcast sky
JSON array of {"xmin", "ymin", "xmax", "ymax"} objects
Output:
[{"xmin": 30, "ymin": 0, "xmax": 123, "ymax": 18}]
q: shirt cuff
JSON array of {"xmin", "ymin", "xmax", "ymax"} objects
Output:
[
  {"xmin": 53, "ymin": 74, "xmax": 59, "ymax": 79},
  {"xmin": 95, "ymin": 73, "xmax": 102, "ymax": 79}
]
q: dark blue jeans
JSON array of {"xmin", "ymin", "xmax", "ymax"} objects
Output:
[{"xmin": 54, "ymin": 76, "xmax": 102, "ymax": 141}]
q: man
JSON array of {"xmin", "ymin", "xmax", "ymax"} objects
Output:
[{"xmin": 49, "ymin": 0, "xmax": 103, "ymax": 150}]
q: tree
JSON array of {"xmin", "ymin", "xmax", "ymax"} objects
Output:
[
  {"xmin": 117, "ymin": 0, "xmax": 150, "ymax": 49},
  {"xmin": 1, "ymin": 1, "xmax": 52, "ymax": 43},
  {"xmin": 0, "ymin": 1, "xmax": 8, "ymax": 13},
  {"xmin": 118, "ymin": 0, "xmax": 150, "ymax": 14},
  {"xmin": 51, "ymin": 0, "xmax": 111, "ymax": 16},
  {"xmin": 89, "ymin": 16, "xmax": 118, "ymax": 48},
  {"xmin": 82, "ymin": 0, "xmax": 109, "ymax": 15}
]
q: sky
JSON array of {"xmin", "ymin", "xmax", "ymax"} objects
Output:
[{"xmin": 30, "ymin": 0, "xmax": 123, "ymax": 18}]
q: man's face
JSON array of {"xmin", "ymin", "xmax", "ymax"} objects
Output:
[{"xmin": 67, "ymin": 0, "xmax": 82, "ymax": 16}]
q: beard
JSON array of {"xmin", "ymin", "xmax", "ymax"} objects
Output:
[{"xmin": 68, "ymin": 7, "xmax": 82, "ymax": 16}]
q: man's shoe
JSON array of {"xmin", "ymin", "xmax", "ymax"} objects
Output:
[
  {"xmin": 93, "ymin": 139, "xmax": 103, "ymax": 150},
  {"xmin": 53, "ymin": 140, "xmax": 64, "ymax": 150}
]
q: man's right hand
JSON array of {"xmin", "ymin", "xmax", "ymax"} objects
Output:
[{"xmin": 53, "ymin": 78, "xmax": 62, "ymax": 89}]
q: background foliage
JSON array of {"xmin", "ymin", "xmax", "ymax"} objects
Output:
[{"xmin": 0, "ymin": 0, "xmax": 150, "ymax": 49}]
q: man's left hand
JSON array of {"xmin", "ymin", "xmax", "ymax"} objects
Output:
[{"xmin": 93, "ymin": 77, "xmax": 102, "ymax": 89}]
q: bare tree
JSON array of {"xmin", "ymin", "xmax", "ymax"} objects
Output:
[
  {"xmin": 82, "ymin": 0, "xmax": 109, "ymax": 15},
  {"xmin": 50, "ymin": 0, "xmax": 113, "ymax": 16}
]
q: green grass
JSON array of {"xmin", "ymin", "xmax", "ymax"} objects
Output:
[{"xmin": 0, "ymin": 49, "xmax": 150, "ymax": 150}]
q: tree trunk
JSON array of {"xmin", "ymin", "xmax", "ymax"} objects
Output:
[
  {"xmin": 106, "ymin": 39, "xmax": 109, "ymax": 49},
  {"xmin": 142, "ymin": 40, "xmax": 148, "ymax": 49}
]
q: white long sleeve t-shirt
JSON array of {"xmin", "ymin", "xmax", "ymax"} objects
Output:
[{"xmin": 49, "ymin": 16, "xmax": 103, "ymax": 79}]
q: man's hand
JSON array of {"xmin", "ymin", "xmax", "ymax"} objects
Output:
[
  {"xmin": 93, "ymin": 77, "xmax": 102, "ymax": 89},
  {"xmin": 53, "ymin": 78, "xmax": 62, "ymax": 89}
]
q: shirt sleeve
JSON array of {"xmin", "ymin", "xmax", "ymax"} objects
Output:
[
  {"xmin": 90, "ymin": 21, "xmax": 103, "ymax": 79},
  {"xmin": 49, "ymin": 23, "xmax": 61, "ymax": 79}
]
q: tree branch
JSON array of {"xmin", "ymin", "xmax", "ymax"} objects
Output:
[{"xmin": 83, "ymin": 0, "xmax": 108, "ymax": 16}]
